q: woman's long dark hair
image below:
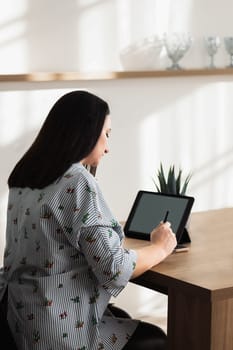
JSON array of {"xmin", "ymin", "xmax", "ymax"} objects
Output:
[{"xmin": 8, "ymin": 90, "xmax": 110, "ymax": 189}]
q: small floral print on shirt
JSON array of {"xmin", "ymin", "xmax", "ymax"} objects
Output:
[{"xmin": 3, "ymin": 163, "xmax": 138, "ymax": 349}]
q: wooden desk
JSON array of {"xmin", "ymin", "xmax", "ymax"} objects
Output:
[{"xmin": 124, "ymin": 208, "xmax": 233, "ymax": 350}]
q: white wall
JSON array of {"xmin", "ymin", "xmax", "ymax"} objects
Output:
[{"xmin": 1, "ymin": 0, "xmax": 233, "ymax": 264}]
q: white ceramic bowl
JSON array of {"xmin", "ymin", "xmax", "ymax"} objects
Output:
[{"xmin": 119, "ymin": 36, "xmax": 163, "ymax": 70}]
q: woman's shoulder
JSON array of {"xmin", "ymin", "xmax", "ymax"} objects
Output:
[
  {"xmin": 65, "ymin": 163, "xmax": 96, "ymax": 186},
  {"xmin": 53, "ymin": 163, "xmax": 99, "ymax": 196}
]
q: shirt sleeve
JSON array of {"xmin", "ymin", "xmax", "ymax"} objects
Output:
[
  {"xmin": 79, "ymin": 225, "xmax": 137, "ymax": 297},
  {"xmin": 47, "ymin": 165, "xmax": 137, "ymax": 297}
]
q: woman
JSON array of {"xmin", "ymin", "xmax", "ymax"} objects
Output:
[{"xmin": 0, "ymin": 90, "xmax": 177, "ymax": 349}]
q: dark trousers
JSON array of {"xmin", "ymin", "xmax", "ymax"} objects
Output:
[
  {"xmin": 123, "ymin": 321, "xmax": 167, "ymax": 350},
  {"xmin": 0, "ymin": 288, "xmax": 18, "ymax": 349},
  {"xmin": 109, "ymin": 304, "xmax": 167, "ymax": 350}
]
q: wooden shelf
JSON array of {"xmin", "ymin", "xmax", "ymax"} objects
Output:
[{"xmin": 0, "ymin": 68, "xmax": 233, "ymax": 82}]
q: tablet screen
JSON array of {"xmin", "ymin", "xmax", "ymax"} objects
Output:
[{"xmin": 124, "ymin": 191, "xmax": 194, "ymax": 243}]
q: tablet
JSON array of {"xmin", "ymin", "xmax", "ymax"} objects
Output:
[{"xmin": 124, "ymin": 190, "xmax": 194, "ymax": 243}]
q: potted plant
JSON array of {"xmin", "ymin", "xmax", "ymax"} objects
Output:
[
  {"xmin": 152, "ymin": 163, "xmax": 192, "ymax": 196},
  {"xmin": 152, "ymin": 163, "xmax": 193, "ymax": 243}
]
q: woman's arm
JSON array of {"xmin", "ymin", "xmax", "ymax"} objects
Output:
[{"xmin": 131, "ymin": 222, "xmax": 177, "ymax": 279}]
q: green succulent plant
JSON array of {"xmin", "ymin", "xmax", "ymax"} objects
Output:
[{"xmin": 153, "ymin": 163, "xmax": 192, "ymax": 195}]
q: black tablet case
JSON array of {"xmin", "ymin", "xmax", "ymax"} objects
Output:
[{"xmin": 124, "ymin": 191, "xmax": 194, "ymax": 244}]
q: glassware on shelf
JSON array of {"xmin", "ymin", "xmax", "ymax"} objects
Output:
[
  {"xmin": 119, "ymin": 36, "xmax": 163, "ymax": 70},
  {"xmin": 163, "ymin": 32, "xmax": 193, "ymax": 70},
  {"xmin": 204, "ymin": 36, "xmax": 221, "ymax": 68},
  {"xmin": 224, "ymin": 37, "xmax": 233, "ymax": 68}
]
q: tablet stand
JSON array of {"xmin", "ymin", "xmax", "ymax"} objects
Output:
[{"xmin": 179, "ymin": 227, "xmax": 191, "ymax": 244}]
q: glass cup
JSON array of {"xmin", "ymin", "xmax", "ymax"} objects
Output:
[
  {"xmin": 164, "ymin": 32, "xmax": 193, "ymax": 70},
  {"xmin": 204, "ymin": 36, "xmax": 221, "ymax": 68},
  {"xmin": 224, "ymin": 37, "xmax": 233, "ymax": 68}
]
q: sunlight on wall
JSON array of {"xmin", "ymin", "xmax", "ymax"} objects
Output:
[
  {"xmin": 190, "ymin": 82, "xmax": 233, "ymax": 210},
  {"xmin": 116, "ymin": 0, "xmax": 172, "ymax": 49},
  {"xmin": 0, "ymin": 92, "xmax": 27, "ymax": 145},
  {"xmin": 76, "ymin": 0, "xmax": 117, "ymax": 71},
  {"xmin": 116, "ymin": 0, "xmax": 194, "ymax": 69},
  {"xmin": 116, "ymin": 0, "xmax": 132, "ymax": 48},
  {"xmin": 0, "ymin": 0, "xmax": 28, "ymax": 72},
  {"xmin": 166, "ymin": 0, "xmax": 193, "ymax": 32},
  {"xmin": 0, "ymin": 0, "xmax": 27, "ymax": 24},
  {"xmin": 116, "ymin": 0, "xmax": 192, "ymax": 46},
  {"xmin": 139, "ymin": 81, "xmax": 233, "ymax": 212},
  {"xmin": 139, "ymin": 91, "xmax": 196, "ymax": 191}
]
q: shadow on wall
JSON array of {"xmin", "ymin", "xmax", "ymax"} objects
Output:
[
  {"xmin": 26, "ymin": 0, "xmax": 118, "ymax": 72},
  {"xmin": 191, "ymin": 147, "xmax": 233, "ymax": 191},
  {"xmin": 93, "ymin": 77, "xmax": 221, "ymax": 216}
]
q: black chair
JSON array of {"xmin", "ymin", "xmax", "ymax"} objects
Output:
[{"xmin": 0, "ymin": 289, "xmax": 18, "ymax": 349}]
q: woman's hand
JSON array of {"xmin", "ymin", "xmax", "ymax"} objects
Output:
[
  {"xmin": 130, "ymin": 222, "xmax": 177, "ymax": 279},
  {"xmin": 150, "ymin": 222, "xmax": 177, "ymax": 259}
]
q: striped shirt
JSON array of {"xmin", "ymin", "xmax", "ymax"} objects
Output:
[{"xmin": 0, "ymin": 163, "xmax": 138, "ymax": 349}]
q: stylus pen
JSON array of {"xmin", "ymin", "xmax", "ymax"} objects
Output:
[{"xmin": 163, "ymin": 210, "xmax": 169, "ymax": 223}]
